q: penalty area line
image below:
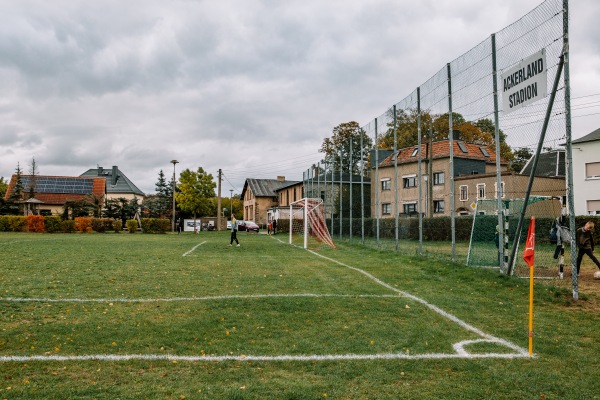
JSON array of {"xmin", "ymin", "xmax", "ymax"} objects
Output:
[
  {"xmin": 305, "ymin": 249, "xmax": 530, "ymax": 358},
  {"xmin": 182, "ymin": 241, "xmax": 207, "ymax": 257},
  {"xmin": 0, "ymin": 351, "xmax": 531, "ymax": 363},
  {"xmin": 0, "ymin": 293, "xmax": 400, "ymax": 304}
]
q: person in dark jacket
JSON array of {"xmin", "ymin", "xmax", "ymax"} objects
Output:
[{"xmin": 576, "ymin": 221, "xmax": 600, "ymax": 275}]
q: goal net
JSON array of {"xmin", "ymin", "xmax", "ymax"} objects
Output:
[
  {"xmin": 289, "ymin": 198, "xmax": 336, "ymax": 250},
  {"xmin": 467, "ymin": 197, "xmax": 571, "ymax": 279}
]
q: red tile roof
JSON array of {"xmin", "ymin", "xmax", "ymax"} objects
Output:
[
  {"xmin": 379, "ymin": 140, "xmax": 506, "ymax": 167},
  {"xmin": 4, "ymin": 175, "xmax": 106, "ymax": 205}
]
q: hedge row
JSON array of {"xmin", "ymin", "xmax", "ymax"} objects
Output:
[
  {"xmin": 0, "ymin": 216, "xmax": 168, "ymax": 234},
  {"xmin": 278, "ymin": 216, "xmax": 600, "ymax": 244}
]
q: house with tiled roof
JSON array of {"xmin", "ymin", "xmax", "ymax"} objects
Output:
[
  {"xmin": 374, "ymin": 137, "xmax": 508, "ymax": 217},
  {"xmin": 571, "ymin": 127, "xmax": 600, "ymax": 215},
  {"xmin": 240, "ymin": 177, "xmax": 300, "ymax": 225},
  {"xmin": 80, "ymin": 165, "xmax": 145, "ymax": 201},
  {"xmin": 4, "ymin": 175, "xmax": 105, "ymax": 216}
]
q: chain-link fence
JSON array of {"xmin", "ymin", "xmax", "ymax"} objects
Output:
[{"xmin": 304, "ymin": 0, "xmax": 576, "ymax": 286}]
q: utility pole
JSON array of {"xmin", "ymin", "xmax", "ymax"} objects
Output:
[{"xmin": 217, "ymin": 169, "xmax": 222, "ymax": 231}]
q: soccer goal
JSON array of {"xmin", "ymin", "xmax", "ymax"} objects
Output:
[
  {"xmin": 467, "ymin": 196, "xmax": 570, "ymax": 278},
  {"xmin": 289, "ymin": 198, "xmax": 336, "ymax": 249}
]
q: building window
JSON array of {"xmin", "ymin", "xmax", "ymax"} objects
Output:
[
  {"xmin": 433, "ymin": 200, "xmax": 445, "ymax": 214},
  {"xmin": 494, "ymin": 181, "xmax": 506, "ymax": 199},
  {"xmin": 587, "ymin": 200, "xmax": 600, "ymax": 215},
  {"xmin": 403, "ymin": 203, "xmax": 416, "ymax": 215},
  {"xmin": 381, "ymin": 178, "xmax": 391, "ymax": 191},
  {"xmin": 403, "ymin": 176, "xmax": 417, "ymax": 188},
  {"xmin": 477, "ymin": 183, "xmax": 486, "ymax": 200},
  {"xmin": 460, "ymin": 185, "xmax": 468, "ymax": 201},
  {"xmin": 585, "ymin": 162, "xmax": 600, "ymax": 179},
  {"xmin": 382, "ymin": 203, "xmax": 391, "ymax": 215},
  {"xmin": 433, "ymin": 172, "xmax": 444, "ymax": 185}
]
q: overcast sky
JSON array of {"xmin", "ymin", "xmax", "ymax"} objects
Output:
[{"xmin": 1, "ymin": 0, "xmax": 598, "ymax": 195}]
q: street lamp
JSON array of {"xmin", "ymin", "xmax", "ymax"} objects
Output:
[
  {"xmin": 229, "ymin": 189, "xmax": 234, "ymax": 219},
  {"xmin": 171, "ymin": 160, "xmax": 179, "ymax": 232}
]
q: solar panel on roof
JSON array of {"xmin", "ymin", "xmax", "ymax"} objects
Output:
[{"xmin": 19, "ymin": 176, "xmax": 94, "ymax": 194}]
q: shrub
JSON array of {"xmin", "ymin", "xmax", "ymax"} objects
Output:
[
  {"xmin": 112, "ymin": 219, "xmax": 123, "ymax": 233},
  {"xmin": 75, "ymin": 217, "xmax": 93, "ymax": 233},
  {"xmin": 27, "ymin": 215, "xmax": 46, "ymax": 233},
  {"xmin": 91, "ymin": 218, "xmax": 114, "ymax": 233},
  {"xmin": 126, "ymin": 219, "xmax": 138, "ymax": 233},
  {"xmin": 6, "ymin": 216, "xmax": 28, "ymax": 232},
  {"xmin": 0, "ymin": 216, "xmax": 9, "ymax": 232},
  {"xmin": 61, "ymin": 220, "xmax": 76, "ymax": 233},
  {"xmin": 140, "ymin": 218, "xmax": 170, "ymax": 233},
  {"xmin": 44, "ymin": 216, "xmax": 63, "ymax": 233}
]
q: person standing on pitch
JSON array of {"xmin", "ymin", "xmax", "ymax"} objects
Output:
[
  {"xmin": 576, "ymin": 221, "xmax": 600, "ymax": 275},
  {"xmin": 229, "ymin": 214, "xmax": 240, "ymax": 247}
]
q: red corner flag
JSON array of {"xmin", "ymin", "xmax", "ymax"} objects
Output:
[{"xmin": 523, "ymin": 217, "xmax": 536, "ymax": 267}]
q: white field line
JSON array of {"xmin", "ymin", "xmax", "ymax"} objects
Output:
[
  {"xmin": 0, "ymin": 237, "xmax": 531, "ymax": 363},
  {"xmin": 305, "ymin": 249, "xmax": 530, "ymax": 358},
  {"xmin": 1, "ymin": 293, "xmax": 398, "ymax": 303},
  {"xmin": 0, "ymin": 350, "xmax": 529, "ymax": 363},
  {"xmin": 182, "ymin": 241, "xmax": 207, "ymax": 257}
]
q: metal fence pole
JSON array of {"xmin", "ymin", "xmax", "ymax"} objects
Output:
[
  {"xmin": 491, "ymin": 33, "xmax": 506, "ymax": 273},
  {"xmin": 447, "ymin": 63, "xmax": 456, "ymax": 262},
  {"xmin": 375, "ymin": 118, "xmax": 380, "ymax": 247},
  {"xmin": 393, "ymin": 105, "xmax": 399, "ymax": 252},
  {"xmin": 339, "ymin": 149, "xmax": 343, "ymax": 240},
  {"xmin": 417, "ymin": 87, "xmax": 423, "ymax": 255},
  {"xmin": 360, "ymin": 127, "xmax": 365, "ymax": 244},
  {"xmin": 563, "ymin": 0, "xmax": 577, "ymax": 300},
  {"xmin": 349, "ymin": 138, "xmax": 353, "ymax": 240}
]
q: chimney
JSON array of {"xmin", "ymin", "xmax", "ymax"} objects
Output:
[
  {"xmin": 277, "ymin": 176, "xmax": 285, "ymax": 182},
  {"xmin": 111, "ymin": 166, "xmax": 118, "ymax": 186}
]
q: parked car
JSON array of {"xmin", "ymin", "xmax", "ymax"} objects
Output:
[{"xmin": 243, "ymin": 221, "xmax": 260, "ymax": 233}]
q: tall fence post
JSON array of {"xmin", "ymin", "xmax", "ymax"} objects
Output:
[
  {"xmin": 417, "ymin": 87, "xmax": 423, "ymax": 255},
  {"xmin": 447, "ymin": 63, "xmax": 456, "ymax": 262},
  {"xmin": 375, "ymin": 118, "xmax": 380, "ymax": 247},
  {"xmin": 339, "ymin": 149, "xmax": 343, "ymax": 239},
  {"xmin": 563, "ymin": 0, "xmax": 577, "ymax": 300},
  {"xmin": 349, "ymin": 138, "xmax": 353, "ymax": 241},
  {"xmin": 361, "ymin": 126, "xmax": 365, "ymax": 244},
  {"xmin": 393, "ymin": 105, "xmax": 399, "ymax": 252},
  {"xmin": 491, "ymin": 33, "xmax": 506, "ymax": 273}
]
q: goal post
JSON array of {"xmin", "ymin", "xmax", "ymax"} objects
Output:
[{"xmin": 289, "ymin": 198, "xmax": 336, "ymax": 250}]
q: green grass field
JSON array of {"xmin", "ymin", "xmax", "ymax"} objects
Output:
[{"xmin": 1, "ymin": 231, "xmax": 599, "ymax": 399}]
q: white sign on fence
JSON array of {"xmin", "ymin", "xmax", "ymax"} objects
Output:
[{"xmin": 501, "ymin": 49, "xmax": 547, "ymax": 114}]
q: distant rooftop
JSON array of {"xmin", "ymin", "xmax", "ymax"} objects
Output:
[{"xmin": 80, "ymin": 166, "xmax": 144, "ymax": 196}]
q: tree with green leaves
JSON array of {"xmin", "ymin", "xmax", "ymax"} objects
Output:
[
  {"xmin": 6, "ymin": 163, "xmax": 25, "ymax": 215},
  {"xmin": 510, "ymin": 147, "xmax": 534, "ymax": 173},
  {"xmin": 175, "ymin": 167, "xmax": 216, "ymax": 228},
  {"xmin": 378, "ymin": 110, "xmax": 514, "ymax": 163},
  {"xmin": 320, "ymin": 121, "xmax": 372, "ymax": 175},
  {"xmin": 142, "ymin": 170, "xmax": 172, "ymax": 218}
]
